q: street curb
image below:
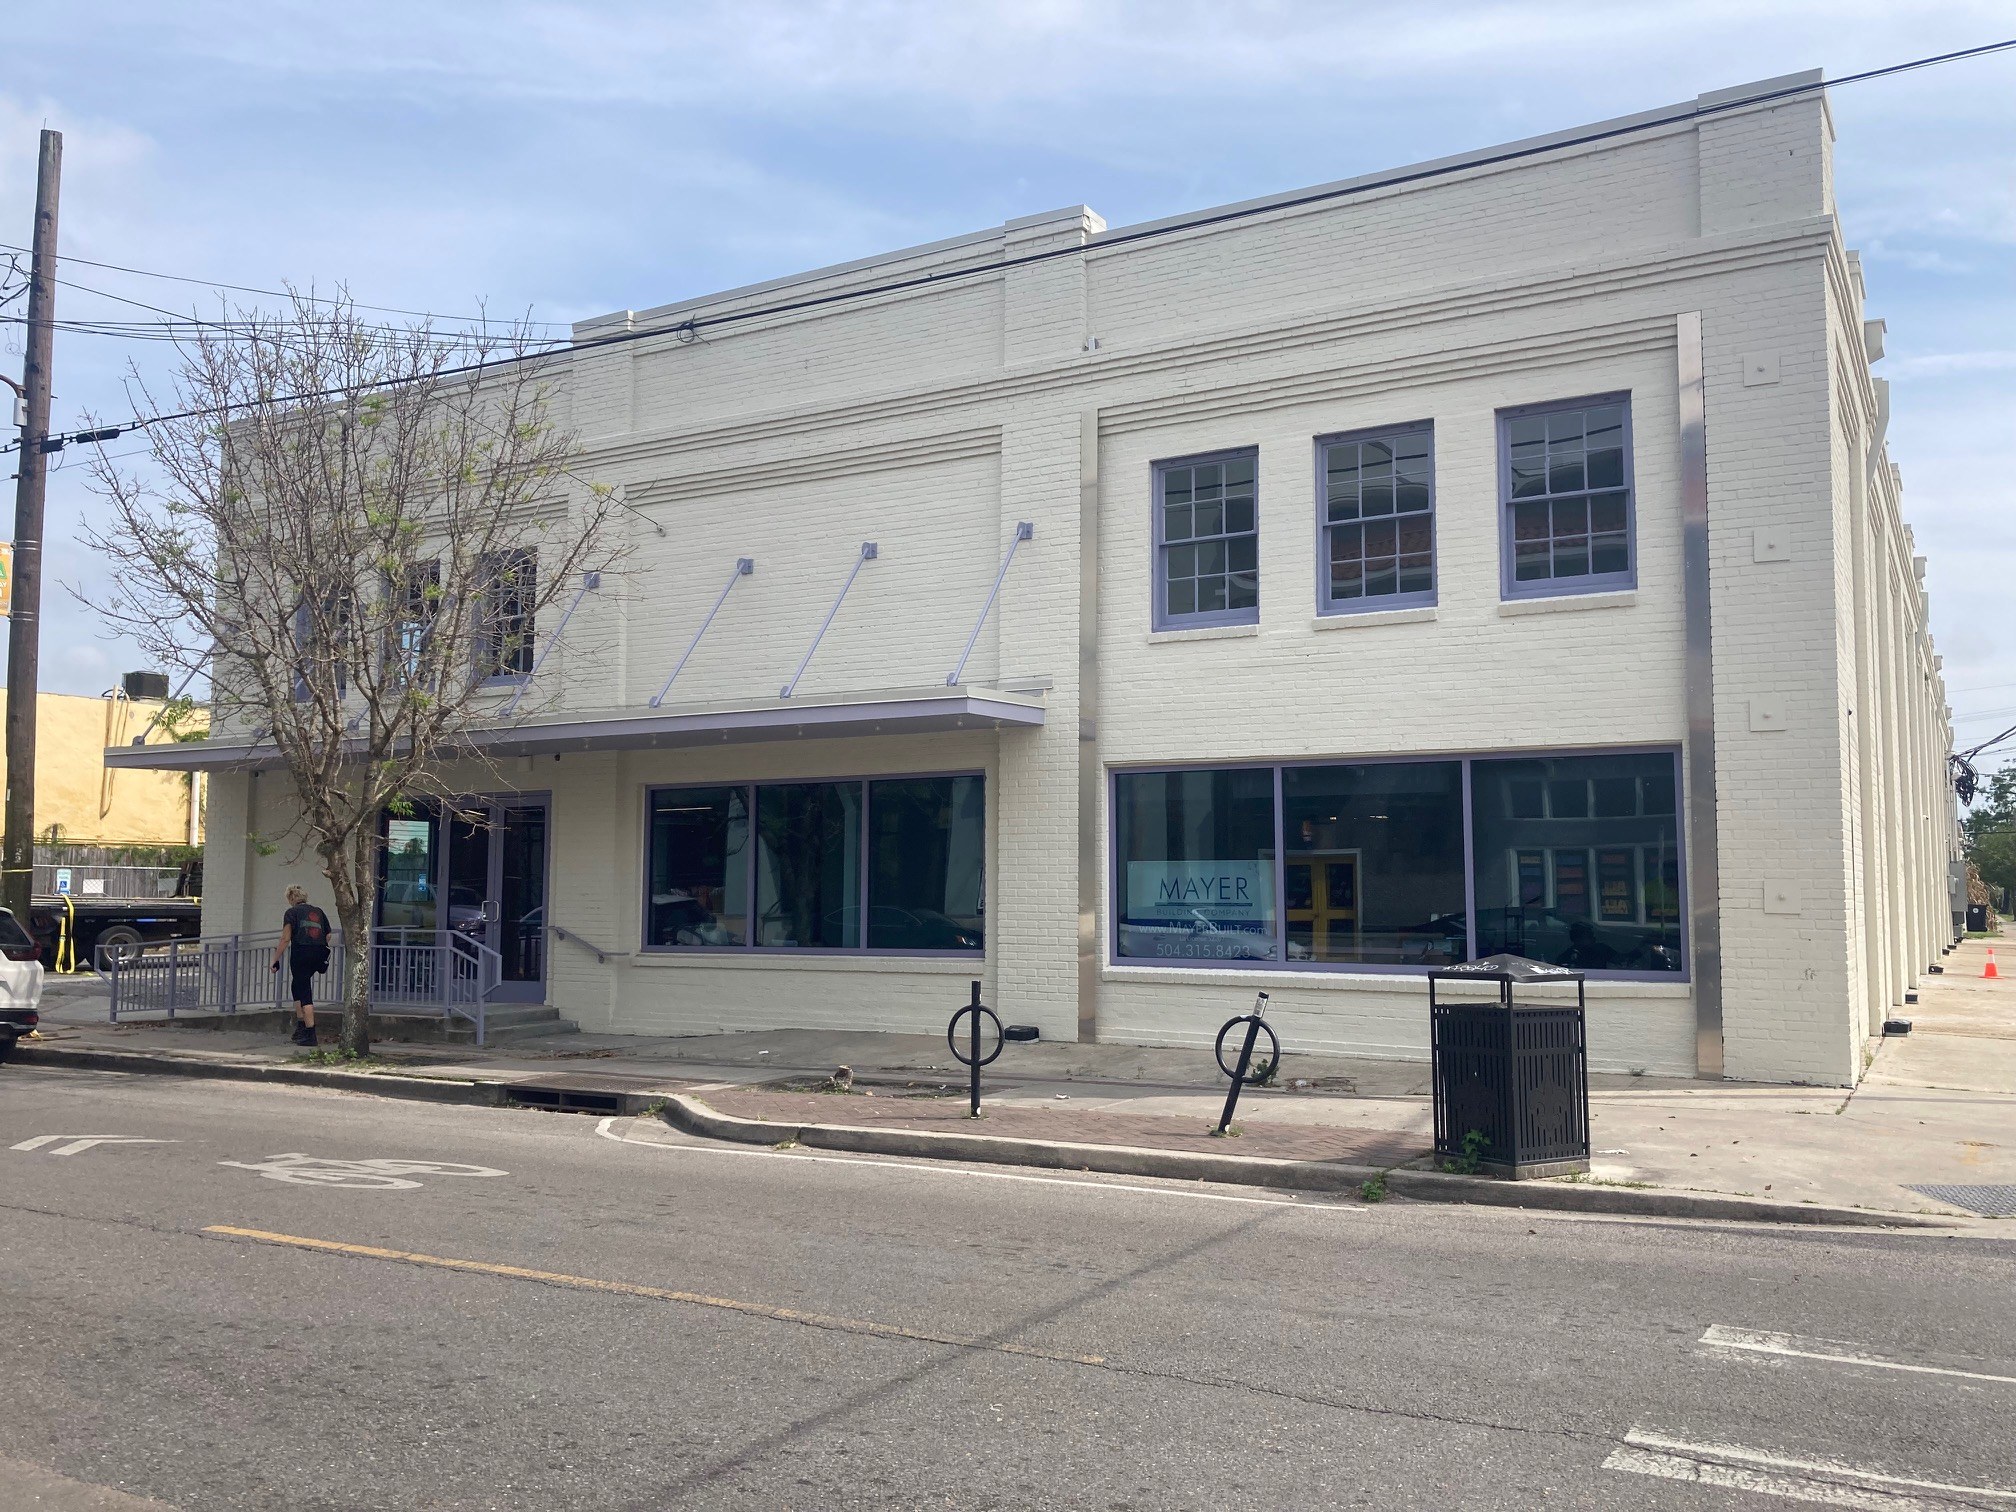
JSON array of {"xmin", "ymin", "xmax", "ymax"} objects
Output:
[
  {"xmin": 8, "ymin": 1043, "xmax": 1961, "ymax": 1228},
  {"xmin": 656, "ymin": 1093, "xmax": 1957, "ymax": 1229},
  {"xmin": 12, "ymin": 1043, "xmax": 512, "ymax": 1107}
]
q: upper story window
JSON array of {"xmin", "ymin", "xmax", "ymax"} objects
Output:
[
  {"xmin": 1155, "ymin": 451, "xmax": 1258, "ymax": 629},
  {"xmin": 476, "ymin": 550, "xmax": 536, "ymax": 682},
  {"xmin": 1500, "ymin": 397, "xmax": 1633, "ymax": 597},
  {"xmin": 1320, "ymin": 424, "xmax": 1434, "ymax": 612}
]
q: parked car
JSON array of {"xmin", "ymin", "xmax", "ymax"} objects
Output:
[{"xmin": 0, "ymin": 907, "xmax": 46, "ymax": 1063}]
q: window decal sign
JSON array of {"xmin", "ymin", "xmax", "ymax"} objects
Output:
[{"xmin": 1127, "ymin": 861, "xmax": 1274, "ymax": 925}]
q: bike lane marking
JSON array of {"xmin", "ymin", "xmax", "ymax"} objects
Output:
[
  {"xmin": 217, "ymin": 1154, "xmax": 509, "ymax": 1189},
  {"xmin": 199, "ymin": 1225, "xmax": 1106, "ymax": 1367}
]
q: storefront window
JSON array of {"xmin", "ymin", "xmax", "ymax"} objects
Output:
[
  {"xmin": 1470, "ymin": 752, "xmax": 1682, "ymax": 972},
  {"xmin": 380, "ymin": 812, "xmax": 438, "ymax": 930},
  {"xmin": 755, "ymin": 783, "xmax": 862, "ymax": 948},
  {"xmin": 1283, "ymin": 762, "xmax": 1465, "ymax": 966},
  {"xmin": 646, "ymin": 775, "xmax": 983, "ymax": 954},
  {"xmin": 1114, "ymin": 767, "xmax": 1278, "ymax": 961},
  {"xmin": 866, "ymin": 776, "xmax": 985, "ymax": 950},
  {"xmin": 1112, "ymin": 749, "xmax": 1682, "ymax": 977},
  {"xmin": 646, "ymin": 787, "xmax": 748, "ymax": 947}
]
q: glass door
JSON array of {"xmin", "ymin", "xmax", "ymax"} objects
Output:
[{"xmin": 444, "ymin": 796, "xmax": 549, "ymax": 1005}]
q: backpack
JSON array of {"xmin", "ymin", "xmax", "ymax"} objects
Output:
[{"xmin": 294, "ymin": 905, "xmax": 332, "ymax": 974}]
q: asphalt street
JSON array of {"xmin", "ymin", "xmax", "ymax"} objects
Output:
[{"xmin": 2, "ymin": 1066, "xmax": 2013, "ymax": 1510}]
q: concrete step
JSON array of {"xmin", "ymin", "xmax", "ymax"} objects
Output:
[{"xmin": 445, "ymin": 1005, "xmax": 579, "ymax": 1045}]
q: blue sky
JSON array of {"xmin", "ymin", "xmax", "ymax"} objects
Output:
[{"xmin": 4, "ymin": 2, "xmax": 2013, "ymax": 766}]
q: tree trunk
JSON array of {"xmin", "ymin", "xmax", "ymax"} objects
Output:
[{"xmin": 334, "ymin": 892, "xmax": 373, "ymax": 1057}]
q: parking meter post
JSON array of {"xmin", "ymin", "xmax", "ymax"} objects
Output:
[
  {"xmin": 1217, "ymin": 1013, "xmax": 1261, "ymax": 1135},
  {"xmin": 968, "ymin": 980, "xmax": 982, "ymax": 1117}
]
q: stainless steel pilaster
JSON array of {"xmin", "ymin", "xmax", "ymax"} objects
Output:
[{"xmin": 1677, "ymin": 311, "xmax": 1724, "ymax": 1078}]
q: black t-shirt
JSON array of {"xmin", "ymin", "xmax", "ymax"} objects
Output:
[{"xmin": 284, "ymin": 903, "xmax": 331, "ymax": 964}]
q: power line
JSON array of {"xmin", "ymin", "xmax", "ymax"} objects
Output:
[
  {"xmin": 9, "ymin": 35, "xmax": 2015, "ymax": 457},
  {"xmin": 0, "ymin": 239, "xmax": 571, "ymax": 329}
]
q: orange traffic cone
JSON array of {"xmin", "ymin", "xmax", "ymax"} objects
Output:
[{"xmin": 1985, "ymin": 948, "xmax": 2000, "ymax": 981}]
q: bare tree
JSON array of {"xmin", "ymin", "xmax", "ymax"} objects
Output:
[{"xmin": 82, "ymin": 296, "xmax": 625, "ymax": 1054}]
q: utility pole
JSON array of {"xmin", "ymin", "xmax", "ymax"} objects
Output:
[{"xmin": 4, "ymin": 129, "xmax": 60, "ymax": 924}]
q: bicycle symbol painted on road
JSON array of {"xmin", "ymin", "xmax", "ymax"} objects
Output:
[{"xmin": 218, "ymin": 1153, "xmax": 509, "ymax": 1190}]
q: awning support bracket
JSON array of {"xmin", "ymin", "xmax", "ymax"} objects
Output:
[
  {"xmin": 781, "ymin": 543, "xmax": 876, "ymax": 700},
  {"xmin": 651, "ymin": 557, "xmax": 754, "ymax": 708},
  {"xmin": 503, "ymin": 571, "xmax": 600, "ymax": 717},
  {"xmin": 946, "ymin": 522, "xmax": 1033, "ymax": 687}
]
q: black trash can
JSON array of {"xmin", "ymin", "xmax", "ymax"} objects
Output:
[
  {"xmin": 1428, "ymin": 954, "xmax": 1590, "ymax": 1180},
  {"xmin": 1968, "ymin": 903, "xmax": 1989, "ymax": 934}
]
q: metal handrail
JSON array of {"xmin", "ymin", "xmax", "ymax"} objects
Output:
[
  {"xmin": 550, "ymin": 924, "xmax": 626, "ymax": 965},
  {"xmin": 106, "ymin": 924, "xmax": 504, "ymax": 1041}
]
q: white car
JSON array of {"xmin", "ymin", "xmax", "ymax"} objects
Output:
[{"xmin": 0, "ymin": 907, "xmax": 45, "ymax": 1063}]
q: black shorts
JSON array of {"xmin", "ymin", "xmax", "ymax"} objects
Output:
[{"xmin": 289, "ymin": 963, "xmax": 316, "ymax": 1007}]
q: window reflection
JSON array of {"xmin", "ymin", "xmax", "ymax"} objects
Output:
[
  {"xmin": 1114, "ymin": 768, "xmax": 1278, "ymax": 961},
  {"xmin": 1283, "ymin": 763, "xmax": 1466, "ymax": 966},
  {"xmin": 1471, "ymin": 753, "xmax": 1682, "ymax": 972},
  {"xmin": 647, "ymin": 787, "xmax": 748, "ymax": 947}
]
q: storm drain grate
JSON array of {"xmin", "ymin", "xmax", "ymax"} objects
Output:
[
  {"xmin": 1905, "ymin": 1184, "xmax": 2016, "ymax": 1217},
  {"xmin": 502, "ymin": 1085, "xmax": 625, "ymax": 1116}
]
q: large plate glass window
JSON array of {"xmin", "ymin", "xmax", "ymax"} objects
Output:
[
  {"xmin": 645, "ymin": 775, "xmax": 983, "ymax": 955},
  {"xmin": 866, "ymin": 776, "xmax": 986, "ymax": 950},
  {"xmin": 1470, "ymin": 751, "xmax": 1681, "ymax": 972},
  {"xmin": 1113, "ymin": 767, "xmax": 1277, "ymax": 961},
  {"xmin": 646, "ymin": 787, "xmax": 749, "ymax": 947},
  {"xmin": 755, "ymin": 782, "xmax": 862, "ymax": 948},
  {"xmin": 1283, "ymin": 762, "xmax": 1465, "ymax": 965},
  {"xmin": 1501, "ymin": 397, "xmax": 1633, "ymax": 597},
  {"xmin": 1155, "ymin": 450, "xmax": 1258, "ymax": 629},
  {"xmin": 1320, "ymin": 425, "xmax": 1434, "ymax": 611}
]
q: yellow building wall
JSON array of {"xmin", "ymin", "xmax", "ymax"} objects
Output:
[{"xmin": 0, "ymin": 690, "xmax": 206, "ymax": 846}]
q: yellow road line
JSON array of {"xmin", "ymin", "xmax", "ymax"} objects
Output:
[{"xmin": 201, "ymin": 1225, "xmax": 1104, "ymax": 1366}]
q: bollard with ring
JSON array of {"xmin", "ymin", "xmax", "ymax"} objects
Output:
[
  {"xmin": 1214, "ymin": 991, "xmax": 1279, "ymax": 1136},
  {"xmin": 947, "ymin": 980, "xmax": 1004, "ymax": 1118}
]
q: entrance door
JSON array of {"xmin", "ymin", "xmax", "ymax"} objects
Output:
[{"xmin": 445, "ymin": 797, "xmax": 549, "ymax": 1004}]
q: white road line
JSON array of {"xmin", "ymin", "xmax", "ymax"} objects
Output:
[
  {"xmin": 591, "ymin": 1117, "xmax": 1364, "ymax": 1213},
  {"xmin": 1606, "ymin": 1430, "xmax": 2016, "ymax": 1509},
  {"xmin": 1702, "ymin": 1325, "xmax": 2016, "ymax": 1386},
  {"xmin": 10, "ymin": 1134, "xmax": 172, "ymax": 1156}
]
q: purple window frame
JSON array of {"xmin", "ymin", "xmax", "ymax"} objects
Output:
[
  {"xmin": 640, "ymin": 770, "xmax": 986, "ymax": 958},
  {"xmin": 1107, "ymin": 744, "xmax": 1687, "ymax": 982},
  {"xmin": 1498, "ymin": 393, "xmax": 1637, "ymax": 600},
  {"xmin": 1151, "ymin": 447, "xmax": 1260, "ymax": 631},
  {"xmin": 1315, "ymin": 421, "xmax": 1437, "ymax": 615}
]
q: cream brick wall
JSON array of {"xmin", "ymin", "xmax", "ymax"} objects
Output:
[{"xmin": 203, "ymin": 73, "xmax": 1952, "ymax": 1086}]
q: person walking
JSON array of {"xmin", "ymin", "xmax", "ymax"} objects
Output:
[{"xmin": 272, "ymin": 885, "xmax": 333, "ymax": 1047}]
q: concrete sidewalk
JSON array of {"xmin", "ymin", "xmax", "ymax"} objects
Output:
[{"xmin": 22, "ymin": 938, "xmax": 2016, "ymax": 1223}]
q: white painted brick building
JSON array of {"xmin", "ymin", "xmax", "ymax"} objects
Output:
[{"xmin": 154, "ymin": 70, "xmax": 1959, "ymax": 1086}]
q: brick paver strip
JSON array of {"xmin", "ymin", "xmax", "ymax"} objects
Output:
[{"xmin": 704, "ymin": 1088, "xmax": 1427, "ymax": 1167}]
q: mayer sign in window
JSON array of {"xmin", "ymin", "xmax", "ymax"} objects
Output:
[
  {"xmin": 1114, "ymin": 768, "xmax": 1278, "ymax": 961},
  {"xmin": 1113, "ymin": 751, "xmax": 1683, "ymax": 977},
  {"xmin": 646, "ymin": 775, "xmax": 983, "ymax": 954}
]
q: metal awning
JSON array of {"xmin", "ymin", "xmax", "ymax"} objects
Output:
[{"xmin": 102, "ymin": 684, "xmax": 1047, "ymax": 772}]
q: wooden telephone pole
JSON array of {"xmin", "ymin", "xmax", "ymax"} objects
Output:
[{"xmin": 4, "ymin": 129, "xmax": 61, "ymax": 923}]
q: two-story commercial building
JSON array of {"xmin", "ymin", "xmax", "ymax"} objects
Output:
[{"xmin": 125, "ymin": 70, "xmax": 1960, "ymax": 1085}]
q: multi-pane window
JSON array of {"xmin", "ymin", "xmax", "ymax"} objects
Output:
[
  {"xmin": 476, "ymin": 550, "xmax": 536, "ymax": 681},
  {"xmin": 1113, "ymin": 749, "xmax": 1682, "ymax": 977},
  {"xmin": 1321, "ymin": 426, "xmax": 1434, "ymax": 609},
  {"xmin": 1502, "ymin": 398, "xmax": 1633, "ymax": 595},
  {"xmin": 646, "ymin": 775, "xmax": 984, "ymax": 953},
  {"xmin": 389, "ymin": 560, "xmax": 439, "ymax": 686},
  {"xmin": 1156, "ymin": 451, "xmax": 1258, "ymax": 628}
]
